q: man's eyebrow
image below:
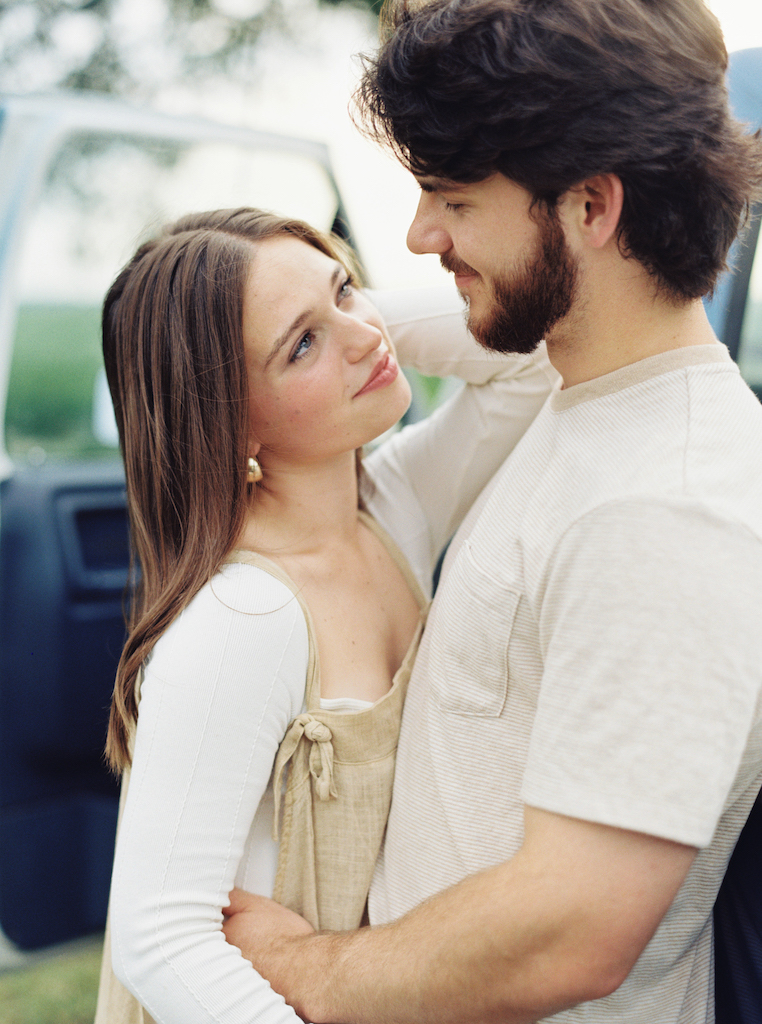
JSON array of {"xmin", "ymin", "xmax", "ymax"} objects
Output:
[
  {"xmin": 263, "ymin": 263, "xmax": 344, "ymax": 368},
  {"xmin": 417, "ymin": 176, "xmax": 469, "ymax": 194}
]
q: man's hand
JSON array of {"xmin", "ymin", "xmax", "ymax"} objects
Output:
[
  {"xmin": 222, "ymin": 888, "xmax": 316, "ymax": 1011},
  {"xmin": 219, "ymin": 810, "xmax": 697, "ymax": 1024},
  {"xmin": 222, "ymin": 887, "xmax": 314, "ymax": 952}
]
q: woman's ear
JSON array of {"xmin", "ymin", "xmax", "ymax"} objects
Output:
[{"xmin": 564, "ymin": 173, "xmax": 624, "ymax": 250}]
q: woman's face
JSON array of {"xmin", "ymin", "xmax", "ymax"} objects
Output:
[{"xmin": 242, "ymin": 235, "xmax": 412, "ymax": 466}]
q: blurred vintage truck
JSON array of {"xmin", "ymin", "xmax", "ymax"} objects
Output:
[{"xmin": 0, "ymin": 47, "xmax": 760, "ymax": 967}]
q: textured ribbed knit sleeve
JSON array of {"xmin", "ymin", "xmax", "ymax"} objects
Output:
[{"xmin": 109, "ymin": 563, "xmax": 308, "ymax": 1024}]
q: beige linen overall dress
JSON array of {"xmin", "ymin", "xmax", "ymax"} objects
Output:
[{"xmin": 95, "ymin": 512, "xmax": 426, "ymax": 1022}]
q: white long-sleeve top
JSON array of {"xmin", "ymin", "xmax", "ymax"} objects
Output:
[{"xmin": 108, "ymin": 285, "xmax": 558, "ymax": 1024}]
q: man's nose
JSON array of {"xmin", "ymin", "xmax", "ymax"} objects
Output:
[{"xmin": 407, "ymin": 194, "xmax": 452, "ymax": 255}]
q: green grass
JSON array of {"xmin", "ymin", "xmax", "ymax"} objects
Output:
[
  {"xmin": 402, "ymin": 366, "xmax": 449, "ymax": 415},
  {"xmin": 5, "ymin": 304, "xmax": 117, "ymax": 462},
  {"xmin": 0, "ymin": 936, "xmax": 103, "ymax": 1024}
]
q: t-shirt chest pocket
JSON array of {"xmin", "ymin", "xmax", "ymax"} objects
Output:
[{"xmin": 427, "ymin": 543, "xmax": 521, "ymax": 717}]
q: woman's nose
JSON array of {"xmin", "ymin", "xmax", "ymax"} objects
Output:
[
  {"xmin": 343, "ymin": 316, "xmax": 384, "ymax": 361},
  {"xmin": 407, "ymin": 193, "xmax": 453, "ymax": 255}
]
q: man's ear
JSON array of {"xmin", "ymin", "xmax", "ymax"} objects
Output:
[{"xmin": 564, "ymin": 173, "xmax": 624, "ymax": 250}]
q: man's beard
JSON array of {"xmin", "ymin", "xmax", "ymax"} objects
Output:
[{"xmin": 449, "ymin": 211, "xmax": 579, "ymax": 355}]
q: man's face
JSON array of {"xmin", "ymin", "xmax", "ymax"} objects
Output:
[{"xmin": 407, "ymin": 172, "xmax": 579, "ymax": 354}]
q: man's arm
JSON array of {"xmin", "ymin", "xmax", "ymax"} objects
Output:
[{"xmin": 223, "ymin": 805, "xmax": 696, "ymax": 1024}]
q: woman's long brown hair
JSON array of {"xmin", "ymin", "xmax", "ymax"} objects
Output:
[{"xmin": 102, "ymin": 207, "xmax": 360, "ymax": 772}]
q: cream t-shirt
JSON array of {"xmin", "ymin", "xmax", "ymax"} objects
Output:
[{"xmin": 371, "ymin": 344, "xmax": 762, "ymax": 1023}]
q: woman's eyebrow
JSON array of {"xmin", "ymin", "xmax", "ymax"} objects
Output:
[
  {"xmin": 263, "ymin": 264, "xmax": 344, "ymax": 367},
  {"xmin": 265, "ymin": 310, "xmax": 310, "ymax": 367}
]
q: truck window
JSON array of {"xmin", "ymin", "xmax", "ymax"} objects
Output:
[
  {"xmin": 736, "ymin": 230, "xmax": 762, "ymax": 394},
  {"xmin": 4, "ymin": 131, "xmax": 340, "ymax": 464}
]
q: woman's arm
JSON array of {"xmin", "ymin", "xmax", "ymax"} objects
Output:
[
  {"xmin": 365, "ymin": 285, "xmax": 558, "ymax": 589},
  {"xmin": 109, "ymin": 563, "xmax": 308, "ymax": 1024}
]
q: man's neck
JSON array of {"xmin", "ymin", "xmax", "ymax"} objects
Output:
[{"xmin": 547, "ymin": 252, "xmax": 719, "ymax": 389}]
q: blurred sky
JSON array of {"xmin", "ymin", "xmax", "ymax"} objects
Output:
[
  {"xmin": 12, "ymin": 0, "xmax": 761, "ymax": 292},
  {"xmin": 229, "ymin": 0, "xmax": 762, "ymax": 291},
  {"xmin": 709, "ymin": 0, "xmax": 762, "ymax": 52}
]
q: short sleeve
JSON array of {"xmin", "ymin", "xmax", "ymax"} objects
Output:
[{"xmin": 523, "ymin": 498, "xmax": 762, "ymax": 848}]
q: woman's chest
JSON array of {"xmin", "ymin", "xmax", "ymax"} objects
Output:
[{"xmin": 307, "ymin": 565, "xmax": 421, "ymax": 702}]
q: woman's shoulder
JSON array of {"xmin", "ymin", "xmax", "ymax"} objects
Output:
[
  {"xmin": 146, "ymin": 559, "xmax": 309, "ymax": 685},
  {"xmin": 157, "ymin": 559, "xmax": 306, "ymax": 651},
  {"xmin": 211, "ymin": 554, "xmax": 302, "ymax": 616}
]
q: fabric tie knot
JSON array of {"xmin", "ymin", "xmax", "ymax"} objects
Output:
[
  {"xmin": 303, "ymin": 719, "xmax": 333, "ymax": 744},
  {"xmin": 304, "ymin": 717, "xmax": 336, "ymax": 803},
  {"xmin": 271, "ymin": 713, "xmax": 337, "ymax": 838}
]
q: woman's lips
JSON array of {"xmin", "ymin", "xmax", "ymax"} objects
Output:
[{"xmin": 355, "ymin": 352, "xmax": 399, "ymax": 397}]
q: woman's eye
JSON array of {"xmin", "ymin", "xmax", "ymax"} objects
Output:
[
  {"xmin": 290, "ymin": 333, "xmax": 313, "ymax": 362},
  {"xmin": 338, "ymin": 275, "xmax": 354, "ymax": 300}
]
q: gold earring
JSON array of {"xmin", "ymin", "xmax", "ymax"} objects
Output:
[{"xmin": 247, "ymin": 456, "xmax": 263, "ymax": 484}]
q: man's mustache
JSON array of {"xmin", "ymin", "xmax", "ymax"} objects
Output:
[{"xmin": 440, "ymin": 253, "xmax": 478, "ymax": 277}]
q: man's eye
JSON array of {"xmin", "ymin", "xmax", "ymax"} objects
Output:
[
  {"xmin": 290, "ymin": 333, "xmax": 313, "ymax": 362},
  {"xmin": 445, "ymin": 201, "xmax": 464, "ymax": 212}
]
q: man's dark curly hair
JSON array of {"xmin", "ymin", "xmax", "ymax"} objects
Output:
[{"xmin": 355, "ymin": 0, "xmax": 762, "ymax": 301}]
